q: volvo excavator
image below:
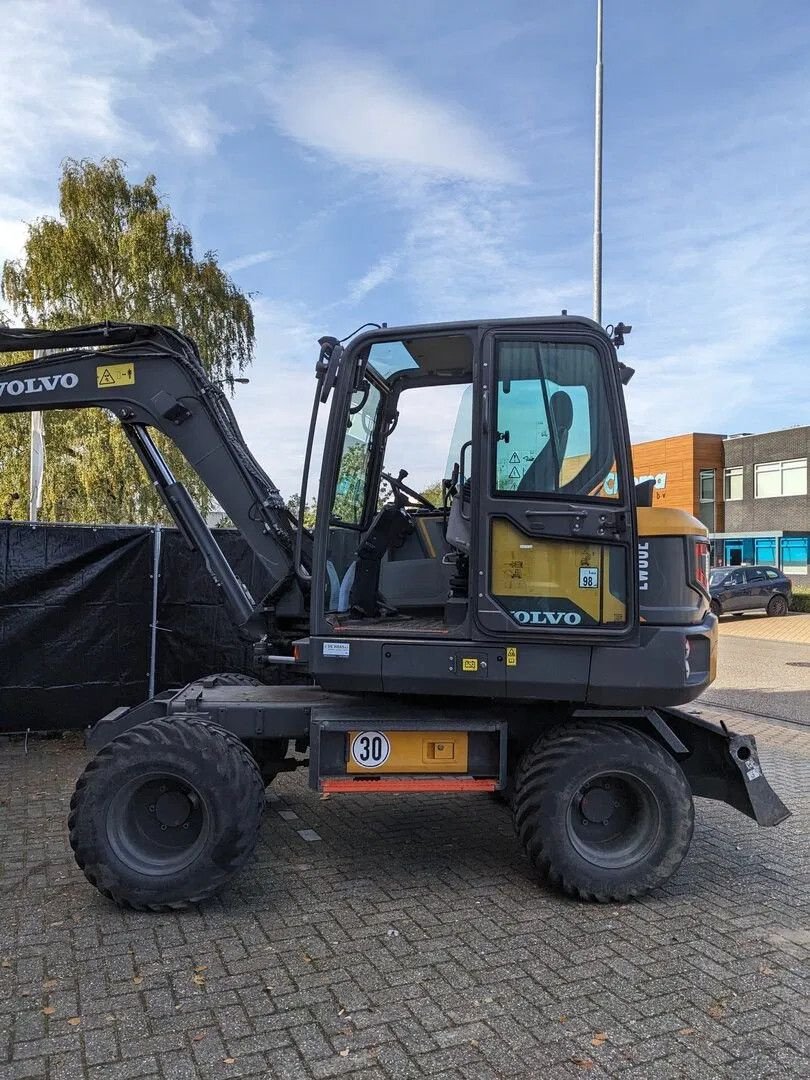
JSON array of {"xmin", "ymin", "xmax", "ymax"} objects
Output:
[{"xmin": 0, "ymin": 317, "xmax": 789, "ymax": 909}]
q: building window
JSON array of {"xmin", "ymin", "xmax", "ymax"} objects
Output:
[
  {"xmin": 754, "ymin": 538, "xmax": 777, "ymax": 565},
  {"xmin": 724, "ymin": 467, "xmax": 743, "ymax": 501},
  {"xmin": 781, "ymin": 537, "xmax": 808, "ymax": 575},
  {"xmin": 699, "ymin": 469, "xmax": 715, "ymax": 503},
  {"xmin": 754, "ymin": 459, "xmax": 807, "ymax": 499}
]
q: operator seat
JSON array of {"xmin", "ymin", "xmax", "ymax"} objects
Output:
[
  {"xmin": 517, "ymin": 390, "xmax": 573, "ymax": 493},
  {"xmin": 340, "ymin": 505, "xmax": 414, "ymax": 617}
]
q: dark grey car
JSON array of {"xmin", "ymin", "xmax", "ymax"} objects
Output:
[{"xmin": 709, "ymin": 565, "xmax": 792, "ymax": 617}]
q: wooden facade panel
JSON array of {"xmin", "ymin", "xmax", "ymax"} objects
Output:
[{"xmin": 631, "ymin": 433, "xmax": 725, "ymax": 526}]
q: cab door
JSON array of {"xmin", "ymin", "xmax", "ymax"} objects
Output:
[{"xmin": 474, "ymin": 331, "xmax": 638, "ymax": 645}]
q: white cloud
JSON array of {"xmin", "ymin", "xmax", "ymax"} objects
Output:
[
  {"xmin": 396, "ymin": 185, "xmax": 587, "ymax": 320},
  {"xmin": 605, "ymin": 69, "xmax": 810, "ymax": 442},
  {"xmin": 346, "ymin": 254, "xmax": 400, "ymax": 304},
  {"xmin": 161, "ymin": 103, "xmax": 233, "ymax": 155},
  {"xmin": 229, "ymin": 297, "xmax": 326, "ymax": 499},
  {"xmin": 0, "ymin": 0, "xmax": 248, "ymax": 214},
  {"xmin": 0, "ymin": 1, "xmax": 156, "ymax": 184},
  {"xmin": 231, "ymin": 296, "xmax": 468, "ymax": 499},
  {"xmin": 265, "ymin": 51, "xmax": 522, "ymax": 184},
  {"xmin": 0, "ymin": 194, "xmax": 59, "ymax": 270},
  {"xmin": 0, "ymin": 0, "xmax": 262, "ymax": 276},
  {"xmin": 224, "ymin": 249, "xmax": 278, "ymax": 274}
]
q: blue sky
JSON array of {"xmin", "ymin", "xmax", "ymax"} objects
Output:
[{"xmin": 1, "ymin": 0, "xmax": 808, "ymax": 495}]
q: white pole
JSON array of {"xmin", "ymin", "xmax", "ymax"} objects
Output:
[
  {"xmin": 28, "ymin": 349, "xmax": 48, "ymax": 521},
  {"xmin": 592, "ymin": 0, "xmax": 604, "ymax": 324}
]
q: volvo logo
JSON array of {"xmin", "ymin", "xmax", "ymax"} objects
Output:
[
  {"xmin": 511, "ymin": 610, "xmax": 583, "ymax": 626},
  {"xmin": 0, "ymin": 373, "xmax": 78, "ymax": 397}
]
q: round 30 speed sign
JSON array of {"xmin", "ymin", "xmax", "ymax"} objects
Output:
[{"xmin": 350, "ymin": 730, "xmax": 391, "ymax": 769}]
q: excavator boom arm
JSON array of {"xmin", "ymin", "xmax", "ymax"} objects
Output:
[{"xmin": 0, "ymin": 322, "xmax": 306, "ymax": 637}]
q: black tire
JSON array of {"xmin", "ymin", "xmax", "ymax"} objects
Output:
[
  {"xmin": 208, "ymin": 667, "xmax": 312, "ymax": 687},
  {"xmin": 69, "ymin": 716, "xmax": 265, "ymax": 911},
  {"xmin": 766, "ymin": 594, "xmax": 789, "ymax": 617},
  {"xmin": 710, "ymin": 598, "xmax": 722, "ymax": 617},
  {"xmin": 513, "ymin": 722, "xmax": 694, "ymax": 902},
  {"xmin": 202, "ymin": 671, "xmax": 305, "ymax": 782},
  {"xmin": 205, "ymin": 672, "xmax": 263, "ymax": 686}
]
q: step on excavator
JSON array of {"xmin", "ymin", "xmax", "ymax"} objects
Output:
[{"xmin": 0, "ymin": 317, "xmax": 789, "ymax": 909}]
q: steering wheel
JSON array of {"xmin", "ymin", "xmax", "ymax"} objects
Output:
[{"xmin": 381, "ymin": 470, "xmax": 437, "ymax": 510}]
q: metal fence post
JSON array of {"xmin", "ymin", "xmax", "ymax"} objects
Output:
[{"xmin": 147, "ymin": 524, "xmax": 162, "ymax": 698}]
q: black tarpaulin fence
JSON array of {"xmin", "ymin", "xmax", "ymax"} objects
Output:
[{"xmin": 0, "ymin": 521, "xmax": 273, "ymax": 731}]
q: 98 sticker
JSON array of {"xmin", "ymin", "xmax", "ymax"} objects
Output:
[{"xmin": 579, "ymin": 566, "xmax": 599, "ymax": 589}]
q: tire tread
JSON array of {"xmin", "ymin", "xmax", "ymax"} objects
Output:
[
  {"xmin": 69, "ymin": 716, "xmax": 265, "ymax": 912},
  {"xmin": 512, "ymin": 721, "xmax": 694, "ymax": 903}
]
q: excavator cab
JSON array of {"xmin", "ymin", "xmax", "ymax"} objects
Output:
[{"xmin": 300, "ymin": 318, "xmax": 709, "ymax": 704}]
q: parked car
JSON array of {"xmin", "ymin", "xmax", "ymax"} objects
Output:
[{"xmin": 709, "ymin": 565, "xmax": 792, "ymax": 617}]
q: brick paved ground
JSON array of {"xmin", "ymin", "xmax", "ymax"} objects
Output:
[
  {"xmin": 717, "ymin": 611, "xmax": 810, "ymax": 645},
  {"xmin": 1, "ymin": 716, "xmax": 808, "ymax": 1080}
]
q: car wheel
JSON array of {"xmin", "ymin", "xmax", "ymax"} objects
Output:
[{"xmin": 767, "ymin": 594, "xmax": 789, "ymax": 617}]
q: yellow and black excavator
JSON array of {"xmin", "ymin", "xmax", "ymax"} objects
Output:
[{"xmin": 0, "ymin": 316, "xmax": 789, "ymax": 909}]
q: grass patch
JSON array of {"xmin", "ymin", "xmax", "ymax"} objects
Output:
[{"xmin": 790, "ymin": 585, "xmax": 810, "ymax": 613}]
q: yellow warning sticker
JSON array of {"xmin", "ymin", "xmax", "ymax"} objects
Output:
[
  {"xmin": 506, "ymin": 647, "xmax": 518, "ymax": 667},
  {"xmin": 96, "ymin": 363, "xmax": 135, "ymax": 388},
  {"xmin": 461, "ymin": 658, "xmax": 479, "ymax": 672}
]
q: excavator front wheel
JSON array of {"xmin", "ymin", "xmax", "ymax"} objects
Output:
[
  {"xmin": 513, "ymin": 722, "xmax": 694, "ymax": 902},
  {"xmin": 69, "ymin": 716, "xmax": 265, "ymax": 911}
]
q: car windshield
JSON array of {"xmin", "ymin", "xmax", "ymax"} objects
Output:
[{"xmin": 709, "ymin": 569, "xmax": 730, "ymax": 586}]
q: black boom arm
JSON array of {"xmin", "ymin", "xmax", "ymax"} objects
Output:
[{"xmin": 0, "ymin": 322, "xmax": 307, "ymax": 638}]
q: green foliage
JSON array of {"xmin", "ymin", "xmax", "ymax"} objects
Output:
[
  {"xmin": 332, "ymin": 442, "xmax": 372, "ymax": 524},
  {"xmin": 0, "ymin": 158, "xmax": 254, "ymax": 524},
  {"xmin": 283, "ymin": 475, "xmax": 444, "ymax": 529},
  {"xmin": 790, "ymin": 586, "xmax": 810, "ymax": 613},
  {"xmin": 285, "ymin": 493, "xmax": 317, "ymax": 529},
  {"xmin": 420, "ymin": 480, "xmax": 444, "ymax": 507}
]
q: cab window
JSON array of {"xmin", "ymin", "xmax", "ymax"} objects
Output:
[
  {"xmin": 331, "ymin": 381, "xmax": 382, "ymax": 526},
  {"xmin": 494, "ymin": 341, "xmax": 619, "ymax": 499}
]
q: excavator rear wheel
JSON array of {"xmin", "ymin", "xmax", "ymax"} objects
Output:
[
  {"xmin": 68, "ymin": 716, "xmax": 265, "ymax": 911},
  {"xmin": 513, "ymin": 721, "xmax": 694, "ymax": 902}
]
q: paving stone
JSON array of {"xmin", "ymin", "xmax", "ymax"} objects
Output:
[{"xmin": 0, "ymin": 721, "xmax": 807, "ymax": 1079}]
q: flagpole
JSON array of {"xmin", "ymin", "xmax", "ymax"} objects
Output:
[{"xmin": 592, "ymin": 0, "xmax": 604, "ymax": 324}]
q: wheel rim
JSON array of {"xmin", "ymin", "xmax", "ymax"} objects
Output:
[
  {"xmin": 107, "ymin": 772, "xmax": 211, "ymax": 876},
  {"xmin": 769, "ymin": 596, "xmax": 787, "ymax": 615},
  {"xmin": 565, "ymin": 770, "xmax": 661, "ymax": 869}
]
